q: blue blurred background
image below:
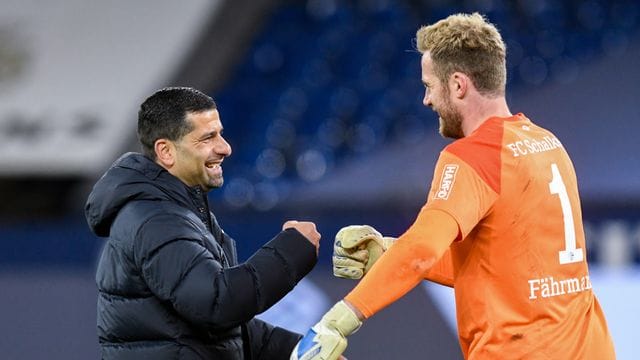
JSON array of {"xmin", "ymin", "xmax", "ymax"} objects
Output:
[{"xmin": 1, "ymin": 0, "xmax": 639, "ymax": 358}]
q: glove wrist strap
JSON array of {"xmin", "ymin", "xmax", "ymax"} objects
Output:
[{"xmin": 322, "ymin": 300, "xmax": 362, "ymax": 337}]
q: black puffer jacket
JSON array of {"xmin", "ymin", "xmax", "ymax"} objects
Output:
[{"xmin": 85, "ymin": 153, "xmax": 317, "ymax": 359}]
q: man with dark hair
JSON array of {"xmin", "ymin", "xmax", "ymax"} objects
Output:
[{"xmin": 85, "ymin": 87, "xmax": 320, "ymax": 359}]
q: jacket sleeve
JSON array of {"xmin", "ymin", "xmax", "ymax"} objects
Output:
[
  {"xmin": 244, "ymin": 318, "xmax": 301, "ymax": 360},
  {"xmin": 133, "ymin": 213, "xmax": 318, "ymax": 332}
]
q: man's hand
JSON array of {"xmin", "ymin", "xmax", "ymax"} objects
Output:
[
  {"xmin": 333, "ymin": 225, "xmax": 396, "ymax": 279},
  {"xmin": 283, "ymin": 220, "xmax": 321, "ymax": 254},
  {"xmin": 290, "ymin": 301, "xmax": 362, "ymax": 360}
]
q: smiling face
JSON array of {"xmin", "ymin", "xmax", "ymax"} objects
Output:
[
  {"xmin": 169, "ymin": 109, "xmax": 232, "ymax": 191},
  {"xmin": 421, "ymin": 52, "xmax": 464, "ymax": 139}
]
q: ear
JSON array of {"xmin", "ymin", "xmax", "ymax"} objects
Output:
[
  {"xmin": 450, "ymin": 72, "xmax": 468, "ymax": 99},
  {"xmin": 154, "ymin": 139, "xmax": 175, "ymax": 168}
]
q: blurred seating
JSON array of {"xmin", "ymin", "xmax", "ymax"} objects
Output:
[{"xmin": 211, "ymin": 0, "xmax": 640, "ymax": 211}]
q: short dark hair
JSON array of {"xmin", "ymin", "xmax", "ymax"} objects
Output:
[{"xmin": 137, "ymin": 87, "xmax": 217, "ymax": 160}]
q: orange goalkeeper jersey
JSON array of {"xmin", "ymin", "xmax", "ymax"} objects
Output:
[{"xmin": 346, "ymin": 114, "xmax": 615, "ymax": 359}]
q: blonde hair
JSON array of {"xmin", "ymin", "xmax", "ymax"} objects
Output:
[{"xmin": 416, "ymin": 13, "xmax": 506, "ymax": 96}]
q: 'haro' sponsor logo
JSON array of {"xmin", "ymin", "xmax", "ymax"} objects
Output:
[{"xmin": 434, "ymin": 164, "xmax": 458, "ymax": 200}]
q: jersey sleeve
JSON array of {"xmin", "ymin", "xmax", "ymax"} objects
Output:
[
  {"xmin": 344, "ymin": 209, "xmax": 458, "ymax": 318},
  {"xmin": 423, "ymin": 150, "xmax": 499, "ymax": 239},
  {"xmin": 423, "ymin": 248, "xmax": 453, "ymax": 287},
  {"xmin": 344, "ymin": 145, "xmax": 500, "ymax": 318}
]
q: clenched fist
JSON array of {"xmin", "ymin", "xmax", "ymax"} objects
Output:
[
  {"xmin": 333, "ymin": 225, "xmax": 396, "ymax": 279},
  {"xmin": 283, "ymin": 220, "xmax": 321, "ymax": 254}
]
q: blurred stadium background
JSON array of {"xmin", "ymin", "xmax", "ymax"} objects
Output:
[{"xmin": 1, "ymin": 0, "xmax": 639, "ymax": 358}]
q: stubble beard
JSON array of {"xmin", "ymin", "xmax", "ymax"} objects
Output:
[
  {"xmin": 213, "ymin": 177, "xmax": 224, "ymax": 189},
  {"xmin": 205, "ymin": 175, "xmax": 224, "ymax": 191},
  {"xmin": 437, "ymin": 96, "xmax": 464, "ymax": 140}
]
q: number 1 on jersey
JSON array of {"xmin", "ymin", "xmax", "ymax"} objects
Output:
[{"xmin": 549, "ymin": 163, "xmax": 584, "ymax": 264}]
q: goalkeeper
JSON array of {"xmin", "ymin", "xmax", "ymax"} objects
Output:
[{"xmin": 291, "ymin": 12, "xmax": 615, "ymax": 360}]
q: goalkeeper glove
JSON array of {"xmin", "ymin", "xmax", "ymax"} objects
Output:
[
  {"xmin": 290, "ymin": 301, "xmax": 362, "ymax": 360},
  {"xmin": 333, "ymin": 225, "xmax": 396, "ymax": 279}
]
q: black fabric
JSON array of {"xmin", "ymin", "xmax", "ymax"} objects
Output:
[
  {"xmin": 244, "ymin": 319, "xmax": 302, "ymax": 360},
  {"xmin": 85, "ymin": 152, "xmax": 317, "ymax": 359}
]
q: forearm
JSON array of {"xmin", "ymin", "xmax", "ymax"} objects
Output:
[
  {"xmin": 143, "ymin": 229, "xmax": 317, "ymax": 331},
  {"xmin": 203, "ymin": 230, "xmax": 317, "ymax": 328},
  {"xmin": 344, "ymin": 236, "xmax": 438, "ymax": 318},
  {"xmin": 345, "ymin": 209, "xmax": 458, "ymax": 318},
  {"xmin": 290, "ymin": 210, "xmax": 458, "ymax": 360},
  {"xmin": 244, "ymin": 228, "xmax": 318, "ymax": 311}
]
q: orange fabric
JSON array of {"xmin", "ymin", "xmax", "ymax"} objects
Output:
[
  {"xmin": 346, "ymin": 114, "xmax": 615, "ymax": 359},
  {"xmin": 423, "ymin": 247, "xmax": 454, "ymax": 287},
  {"xmin": 446, "ymin": 116, "xmax": 503, "ymax": 194},
  {"xmin": 345, "ymin": 209, "xmax": 458, "ymax": 317}
]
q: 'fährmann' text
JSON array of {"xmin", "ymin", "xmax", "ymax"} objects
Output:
[{"xmin": 528, "ymin": 275, "xmax": 592, "ymax": 300}]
